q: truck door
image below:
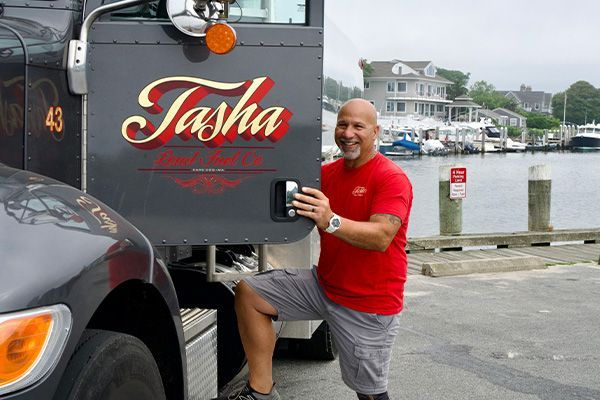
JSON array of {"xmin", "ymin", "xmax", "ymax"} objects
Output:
[
  {"xmin": 0, "ymin": 23, "xmax": 25, "ymax": 169},
  {"xmin": 84, "ymin": 0, "xmax": 323, "ymax": 246},
  {"xmin": 0, "ymin": 5, "xmax": 81, "ymax": 187}
]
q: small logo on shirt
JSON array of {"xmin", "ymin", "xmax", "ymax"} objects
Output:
[{"xmin": 352, "ymin": 186, "xmax": 367, "ymax": 196}]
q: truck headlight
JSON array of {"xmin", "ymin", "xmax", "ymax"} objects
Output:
[{"xmin": 0, "ymin": 305, "xmax": 71, "ymax": 395}]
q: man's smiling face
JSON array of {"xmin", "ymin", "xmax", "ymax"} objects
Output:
[{"xmin": 335, "ymin": 99, "xmax": 380, "ymax": 168}]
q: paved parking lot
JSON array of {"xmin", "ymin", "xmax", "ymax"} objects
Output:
[{"xmin": 271, "ymin": 263, "xmax": 600, "ymax": 399}]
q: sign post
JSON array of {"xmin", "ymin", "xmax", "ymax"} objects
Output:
[
  {"xmin": 449, "ymin": 167, "xmax": 467, "ymax": 200},
  {"xmin": 439, "ymin": 165, "xmax": 466, "ymax": 236}
]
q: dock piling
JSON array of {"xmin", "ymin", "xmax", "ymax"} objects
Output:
[
  {"xmin": 528, "ymin": 164, "xmax": 552, "ymax": 232},
  {"xmin": 481, "ymin": 128, "xmax": 486, "ymax": 154},
  {"xmin": 439, "ymin": 165, "xmax": 463, "ymax": 236}
]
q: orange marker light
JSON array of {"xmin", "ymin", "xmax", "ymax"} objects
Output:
[
  {"xmin": 205, "ymin": 23, "xmax": 237, "ymax": 55},
  {"xmin": 0, "ymin": 314, "xmax": 52, "ymax": 387}
]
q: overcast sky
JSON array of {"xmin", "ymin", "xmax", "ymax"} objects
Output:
[{"xmin": 326, "ymin": 0, "xmax": 600, "ymax": 94}]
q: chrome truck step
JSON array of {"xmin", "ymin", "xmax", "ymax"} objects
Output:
[{"xmin": 181, "ymin": 308, "xmax": 218, "ymax": 400}]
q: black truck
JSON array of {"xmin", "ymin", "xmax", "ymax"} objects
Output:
[{"xmin": 0, "ymin": 0, "xmax": 363, "ymax": 399}]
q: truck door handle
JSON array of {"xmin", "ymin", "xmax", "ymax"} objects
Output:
[{"xmin": 270, "ymin": 179, "xmax": 299, "ymax": 221}]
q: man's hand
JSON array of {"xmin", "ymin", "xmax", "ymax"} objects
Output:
[{"xmin": 292, "ymin": 187, "xmax": 331, "ymax": 230}]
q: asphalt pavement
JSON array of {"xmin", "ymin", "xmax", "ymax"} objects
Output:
[{"xmin": 271, "ymin": 262, "xmax": 600, "ymax": 399}]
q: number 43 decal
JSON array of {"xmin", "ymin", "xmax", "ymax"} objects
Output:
[{"xmin": 45, "ymin": 106, "xmax": 64, "ymax": 133}]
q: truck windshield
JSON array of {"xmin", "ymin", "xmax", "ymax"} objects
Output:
[
  {"xmin": 111, "ymin": 0, "xmax": 306, "ymax": 24},
  {"xmin": 229, "ymin": 0, "xmax": 306, "ymax": 24}
]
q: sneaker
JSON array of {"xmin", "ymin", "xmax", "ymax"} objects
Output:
[{"xmin": 212, "ymin": 382, "xmax": 281, "ymax": 400}]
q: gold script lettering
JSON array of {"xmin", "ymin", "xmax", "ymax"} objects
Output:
[{"xmin": 122, "ymin": 76, "xmax": 292, "ymax": 149}]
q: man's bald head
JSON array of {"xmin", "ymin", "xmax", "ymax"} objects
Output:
[{"xmin": 338, "ymin": 98, "xmax": 378, "ymax": 126}]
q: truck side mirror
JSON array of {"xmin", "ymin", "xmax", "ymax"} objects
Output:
[
  {"xmin": 67, "ymin": 0, "xmax": 157, "ymax": 95},
  {"xmin": 67, "ymin": 0, "xmax": 238, "ymax": 94}
]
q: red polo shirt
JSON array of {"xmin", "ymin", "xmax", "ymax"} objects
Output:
[{"xmin": 317, "ymin": 153, "xmax": 413, "ymax": 315}]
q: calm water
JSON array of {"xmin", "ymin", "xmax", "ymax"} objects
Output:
[{"xmin": 393, "ymin": 151, "xmax": 600, "ymax": 237}]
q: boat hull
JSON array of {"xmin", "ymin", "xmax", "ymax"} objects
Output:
[{"xmin": 569, "ymin": 135, "xmax": 600, "ymax": 151}]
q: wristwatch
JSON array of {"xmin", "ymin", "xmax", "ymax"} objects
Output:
[{"xmin": 325, "ymin": 213, "xmax": 342, "ymax": 233}]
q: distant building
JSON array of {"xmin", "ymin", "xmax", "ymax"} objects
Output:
[
  {"xmin": 448, "ymin": 95, "xmax": 481, "ymax": 122},
  {"xmin": 493, "ymin": 107, "xmax": 527, "ymax": 128},
  {"xmin": 497, "ymin": 84, "xmax": 553, "ymax": 114},
  {"xmin": 477, "ymin": 108, "xmax": 507, "ymax": 126},
  {"xmin": 363, "ymin": 60, "xmax": 453, "ymax": 118}
]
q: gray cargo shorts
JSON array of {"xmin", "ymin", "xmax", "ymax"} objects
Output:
[{"xmin": 243, "ymin": 267, "xmax": 401, "ymax": 395}]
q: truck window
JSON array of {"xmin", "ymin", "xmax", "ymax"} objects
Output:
[
  {"xmin": 230, "ymin": 0, "xmax": 306, "ymax": 24},
  {"xmin": 0, "ymin": 29, "xmax": 26, "ymax": 169},
  {"xmin": 110, "ymin": 0, "xmax": 307, "ymax": 24}
]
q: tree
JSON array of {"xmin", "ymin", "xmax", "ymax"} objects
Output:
[
  {"xmin": 525, "ymin": 112, "xmax": 560, "ymax": 130},
  {"xmin": 468, "ymin": 80, "xmax": 517, "ymax": 110},
  {"xmin": 361, "ymin": 59, "xmax": 373, "ymax": 78},
  {"xmin": 552, "ymin": 81, "xmax": 600, "ymax": 125},
  {"xmin": 323, "ymin": 76, "xmax": 339, "ymax": 100},
  {"xmin": 437, "ymin": 68, "xmax": 470, "ymax": 100}
]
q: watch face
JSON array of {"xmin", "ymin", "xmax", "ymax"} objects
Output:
[{"xmin": 332, "ymin": 217, "xmax": 341, "ymax": 228}]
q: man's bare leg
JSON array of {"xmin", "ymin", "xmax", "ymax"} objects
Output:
[{"xmin": 235, "ymin": 281, "xmax": 278, "ymax": 394}]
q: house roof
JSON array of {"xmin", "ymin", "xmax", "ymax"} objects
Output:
[
  {"xmin": 449, "ymin": 96, "xmax": 481, "ymax": 108},
  {"xmin": 493, "ymin": 107, "xmax": 527, "ymax": 120},
  {"xmin": 478, "ymin": 109, "xmax": 504, "ymax": 120},
  {"xmin": 401, "ymin": 61, "xmax": 432, "ymax": 71},
  {"xmin": 498, "ymin": 89, "xmax": 553, "ymax": 106},
  {"xmin": 367, "ymin": 60, "xmax": 452, "ymax": 83},
  {"xmin": 369, "ymin": 61, "xmax": 397, "ymax": 77}
]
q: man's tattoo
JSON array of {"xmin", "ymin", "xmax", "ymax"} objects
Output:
[{"xmin": 374, "ymin": 213, "xmax": 401, "ymax": 226}]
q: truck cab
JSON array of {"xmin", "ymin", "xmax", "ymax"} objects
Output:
[{"xmin": 0, "ymin": 1, "xmax": 363, "ymax": 398}]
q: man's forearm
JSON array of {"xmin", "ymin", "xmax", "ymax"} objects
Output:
[
  {"xmin": 329, "ymin": 217, "xmax": 393, "ymax": 252},
  {"xmin": 292, "ymin": 187, "xmax": 400, "ymax": 251}
]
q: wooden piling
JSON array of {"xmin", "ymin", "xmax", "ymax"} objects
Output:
[
  {"xmin": 528, "ymin": 164, "xmax": 551, "ymax": 231},
  {"xmin": 439, "ymin": 165, "xmax": 463, "ymax": 235},
  {"xmin": 480, "ymin": 128, "xmax": 486, "ymax": 154},
  {"xmin": 559, "ymin": 126, "xmax": 564, "ymax": 149}
]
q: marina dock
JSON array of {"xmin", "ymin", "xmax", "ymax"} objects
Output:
[{"xmin": 407, "ymin": 228, "xmax": 600, "ymax": 276}]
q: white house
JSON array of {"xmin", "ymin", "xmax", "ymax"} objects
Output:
[{"xmin": 363, "ymin": 60, "xmax": 453, "ymax": 118}]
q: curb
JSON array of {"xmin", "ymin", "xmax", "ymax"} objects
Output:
[{"xmin": 422, "ymin": 255, "xmax": 546, "ymax": 277}]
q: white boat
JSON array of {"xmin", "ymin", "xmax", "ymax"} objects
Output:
[
  {"xmin": 458, "ymin": 121, "xmax": 526, "ymax": 152},
  {"xmin": 569, "ymin": 123, "xmax": 600, "ymax": 151},
  {"xmin": 438, "ymin": 126, "xmax": 481, "ymax": 153},
  {"xmin": 377, "ymin": 128, "xmax": 420, "ymax": 156},
  {"xmin": 421, "ymin": 139, "xmax": 448, "ymax": 156}
]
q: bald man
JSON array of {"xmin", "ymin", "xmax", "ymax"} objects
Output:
[{"xmin": 214, "ymin": 99, "xmax": 413, "ymax": 400}]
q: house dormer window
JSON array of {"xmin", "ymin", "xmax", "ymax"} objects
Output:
[{"xmin": 425, "ymin": 64, "xmax": 436, "ymax": 77}]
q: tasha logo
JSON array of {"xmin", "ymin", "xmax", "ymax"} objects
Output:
[
  {"xmin": 122, "ymin": 76, "xmax": 292, "ymax": 150},
  {"xmin": 352, "ymin": 186, "xmax": 367, "ymax": 197}
]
